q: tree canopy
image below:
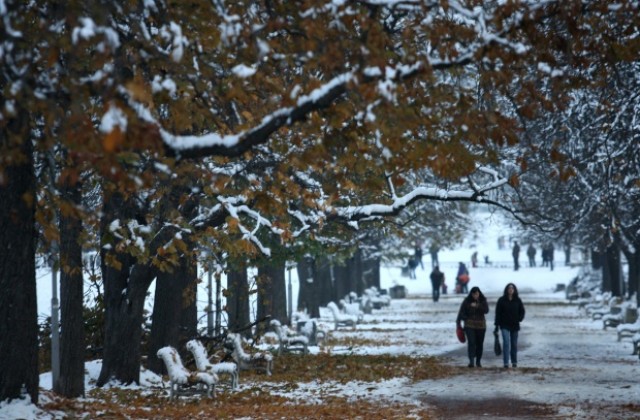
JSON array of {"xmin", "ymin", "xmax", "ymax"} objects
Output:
[{"xmin": 1, "ymin": 0, "xmax": 639, "ymax": 403}]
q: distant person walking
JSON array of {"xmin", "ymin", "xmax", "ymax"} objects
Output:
[
  {"xmin": 471, "ymin": 251, "xmax": 478, "ymax": 268},
  {"xmin": 407, "ymin": 258, "xmax": 418, "ymax": 279},
  {"xmin": 456, "ymin": 286, "xmax": 489, "ymax": 368},
  {"xmin": 512, "ymin": 241, "xmax": 521, "ymax": 271},
  {"xmin": 430, "ymin": 266, "xmax": 444, "ymax": 302},
  {"xmin": 547, "ymin": 243, "xmax": 554, "ymax": 271},
  {"xmin": 414, "ymin": 243, "xmax": 424, "ymax": 270},
  {"xmin": 526, "ymin": 244, "xmax": 536, "ymax": 267},
  {"xmin": 495, "ymin": 283, "xmax": 525, "ymax": 369},
  {"xmin": 429, "ymin": 244, "xmax": 440, "ymax": 269},
  {"xmin": 456, "ymin": 262, "xmax": 470, "ymax": 294}
]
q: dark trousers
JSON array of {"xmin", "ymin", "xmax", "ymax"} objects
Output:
[
  {"xmin": 465, "ymin": 327, "xmax": 486, "ymax": 363},
  {"xmin": 431, "ymin": 281, "xmax": 440, "ymax": 302}
]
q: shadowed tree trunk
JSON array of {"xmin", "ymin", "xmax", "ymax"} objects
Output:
[
  {"xmin": 146, "ymin": 254, "xmax": 197, "ymax": 374},
  {"xmin": 226, "ymin": 265, "xmax": 251, "ymax": 337},
  {"xmin": 256, "ymin": 259, "xmax": 287, "ymax": 333},
  {"xmin": 297, "ymin": 257, "xmax": 320, "ymax": 318},
  {"xmin": 363, "ymin": 257, "xmax": 381, "ymax": 291},
  {"xmin": 315, "ymin": 257, "xmax": 335, "ymax": 307},
  {"xmin": 0, "ymin": 112, "xmax": 39, "ymax": 403},
  {"xmin": 55, "ymin": 177, "xmax": 85, "ymax": 397},
  {"xmin": 97, "ymin": 191, "xmax": 157, "ymax": 386},
  {"xmin": 602, "ymin": 242, "xmax": 623, "ymax": 297}
]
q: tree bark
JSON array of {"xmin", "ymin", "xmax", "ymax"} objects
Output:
[
  {"xmin": 297, "ymin": 257, "xmax": 320, "ymax": 318},
  {"xmin": 602, "ymin": 243, "xmax": 623, "ymax": 297},
  {"xmin": 333, "ymin": 263, "xmax": 351, "ymax": 303},
  {"xmin": 256, "ymin": 260, "xmax": 287, "ymax": 332},
  {"xmin": 226, "ymin": 265, "xmax": 251, "ymax": 337},
  {"xmin": 0, "ymin": 113, "xmax": 39, "ymax": 403},
  {"xmin": 97, "ymin": 191, "xmax": 156, "ymax": 386},
  {"xmin": 315, "ymin": 257, "xmax": 335, "ymax": 307},
  {"xmin": 55, "ymin": 178, "xmax": 85, "ymax": 397},
  {"xmin": 147, "ymin": 252, "xmax": 198, "ymax": 373}
]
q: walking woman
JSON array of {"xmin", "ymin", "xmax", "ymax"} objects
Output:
[
  {"xmin": 495, "ymin": 283, "xmax": 526, "ymax": 368},
  {"xmin": 456, "ymin": 286, "xmax": 489, "ymax": 367}
]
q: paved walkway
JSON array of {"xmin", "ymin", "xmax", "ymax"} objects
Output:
[{"xmin": 414, "ymin": 294, "xmax": 640, "ymax": 419}]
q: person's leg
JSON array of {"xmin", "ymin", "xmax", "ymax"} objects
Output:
[
  {"xmin": 465, "ymin": 327, "xmax": 477, "ymax": 367},
  {"xmin": 510, "ymin": 330, "xmax": 519, "ymax": 367},
  {"xmin": 434, "ymin": 285, "xmax": 440, "ymax": 302},
  {"xmin": 475, "ymin": 329, "xmax": 486, "ymax": 367},
  {"xmin": 501, "ymin": 328, "xmax": 511, "ymax": 367}
]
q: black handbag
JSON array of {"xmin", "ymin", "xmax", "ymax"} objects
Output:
[{"xmin": 494, "ymin": 329, "xmax": 502, "ymax": 356}]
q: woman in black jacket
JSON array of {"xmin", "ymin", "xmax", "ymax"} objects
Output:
[
  {"xmin": 456, "ymin": 286, "xmax": 489, "ymax": 367},
  {"xmin": 494, "ymin": 283, "xmax": 526, "ymax": 368}
]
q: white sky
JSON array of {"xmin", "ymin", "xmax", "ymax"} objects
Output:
[{"xmin": 7, "ymin": 212, "xmax": 639, "ymax": 419}]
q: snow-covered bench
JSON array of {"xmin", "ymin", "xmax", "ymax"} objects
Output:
[
  {"xmin": 617, "ymin": 318, "xmax": 640, "ymax": 342},
  {"xmin": 186, "ymin": 339, "xmax": 239, "ymax": 390},
  {"xmin": 604, "ymin": 304, "xmax": 637, "ymax": 330},
  {"xmin": 632, "ymin": 333, "xmax": 640, "ymax": 358},
  {"xmin": 339, "ymin": 299, "xmax": 364, "ymax": 322},
  {"xmin": 270, "ymin": 320, "xmax": 309, "ymax": 355},
  {"xmin": 156, "ymin": 346, "xmax": 218, "ymax": 400},
  {"xmin": 224, "ymin": 333, "xmax": 273, "ymax": 376},
  {"xmin": 590, "ymin": 296, "xmax": 623, "ymax": 321},
  {"xmin": 326, "ymin": 301, "xmax": 357, "ymax": 330},
  {"xmin": 363, "ymin": 287, "xmax": 391, "ymax": 309},
  {"xmin": 578, "ymin": 292, "xmax": 611, "ymax": 316},
  {"xmin": 292, "ymin": 313, "xmax": 327, "ymax": 345}
]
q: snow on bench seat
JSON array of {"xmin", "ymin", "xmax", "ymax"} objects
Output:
[
  {"xmin": 224, "ymin": 333, "xmax": 273, "ymax": 375},
  {"xmin": 156, "ymin": 346, "xmax": 217, "ymax": 400},
  {"xmin": 326, "ymin": 301, "xmax": 357, "ymax": 330},
  {"xmin": 186, "ymin": 339, "xmax": 239, "ymax": 390},
  {"xmin": 270, "ymin": 320, "xmax": 309, "ymax": 355},
  {"xmin": 617, "ymin": 318, "xmax": 640, "ymax": 342}
]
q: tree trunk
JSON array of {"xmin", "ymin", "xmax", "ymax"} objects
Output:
[
  {"xmin": 348, "ymin": 250, "xmax": 363, "ymax": 296},
  {"xmin": 97, "ymin": 191, "xmax": 156, "ymax": 386},
  {"xmin": 362, "ymin": 257, "xmax": 381, "ymax": 290},
  {"xmin": 55, "ymin": 178, "xmax": 85, "ymax": 397},
  {"xmin": 226, "ymin": 265, "xmax": 251, "ymax": 337},
  {"xmin": 256, "ymin": 260, "xmax": 288, "ymax": 333},
  {"xmin": 333, "ymin": 263, "xmax": 351, "ymax": 302},
  {"xmin": 0, "ymin": 113, "xmax": 39, "ymax": 403},
  {"xmin": 297, "ymin": 257, "xmax": 320, "ymax": 318},
  {"xmin": 315, "ymin": 257, "xmax": 335, "ymax": 307},
  {"xmin": 631, "ymin": 250, "xmax": 640, "ymax": 307},
  {"xmin": 146, "ymin": 255, "xmax": 196, "ymax": 374},
  {"xmin": 602, "ymin": 243, "xmax": 623, "ymax": 297}
]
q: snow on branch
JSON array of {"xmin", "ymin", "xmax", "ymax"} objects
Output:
[{"xmin": 330, "ymin": 166, "xmax": 509, "ymax": 222}]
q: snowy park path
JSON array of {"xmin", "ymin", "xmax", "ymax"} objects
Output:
[{"xmin": 412, "ymin": 293, "xmax": 640, "ymax": 419}]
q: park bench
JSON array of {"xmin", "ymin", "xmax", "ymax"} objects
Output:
[
  {"xmin": 326, "ymin": 301, "xmax": 358, "ymax": 330},
  {"xmin": 363, "ymin": 287, "xmax": 391, "ymax": 309},
  {"xmin": 632, "ymin": 333, "xmax": 640, "ymax": 358},
  {"xmin": 292, "ymin": 314, "xmax": 326, "ymax": 346},
  {"xmin": 589, "ymin": 295, "xmax": 622, "ymax": 321},
  {"xmin": 616, "ymin": 317, "xmax": 640, "ymax": 342},
  {"xmin": 224, "ymin": 333, "xmax": 273, "ymax": 376},
  {"xmin": 604, "ymin": 304, "xmax": 638, "ymax": 330},
  {"xmin": 186, "ymin": 339, "xmax": 239, "ymax": 390},
  {"xmin": 270, "ymin": 319, "xmax": 309, "ymax": 355},
  {"xmin": 156, "ymin": 346, "xmax": 217, "ymax": 400},
  {"xmin": 339, "ymin": 299, "xmax": 364, "ymax": 322}
]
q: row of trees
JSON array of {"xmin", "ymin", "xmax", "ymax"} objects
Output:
[{"xmin": 1, "ymin": 0, "xmax": 639, "ymax": 405}]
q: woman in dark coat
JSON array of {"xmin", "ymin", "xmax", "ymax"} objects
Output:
[
  {"xmin": 494, "ymin": 283, "xmax": 526, "ymax": 368},
  {"xmin": 456, "ymin": 286, "xmax": 489, "ymax": 367}
]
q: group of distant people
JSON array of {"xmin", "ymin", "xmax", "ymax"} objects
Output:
[{"xmin": 513, "ymin": 241, "xmax": 555, "ymax": 271}]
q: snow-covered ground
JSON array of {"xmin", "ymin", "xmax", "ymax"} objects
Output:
[{"xmin": 4, "ymin": 212, "xmax": 639, "ymax": 419}]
